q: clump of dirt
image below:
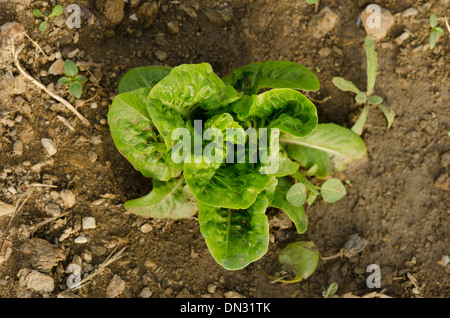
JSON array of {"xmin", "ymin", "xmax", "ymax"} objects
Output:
[{"xmin": 0, "ymin": 0, "xmax": 448, "ymax": 298}]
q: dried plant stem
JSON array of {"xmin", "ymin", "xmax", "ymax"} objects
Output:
[
  {"xmin": 10, "ymin": 34, "xmax": 90, "ymax": 126},
  {"xmin": 66, "ymin": 246, "xmax": 127, "ymax": 292}
]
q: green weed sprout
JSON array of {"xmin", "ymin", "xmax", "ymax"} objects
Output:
[
  {"xmin": 332, "ymin": 36, "xmax": 395, "ymax": 135},
  {"xmin": 429, "ymin": 14, "xmax": 444, "ymax": 50},
  {"xmin": 306, "ymin": 0, "xmax": 319, "ymax": 4},
  {"xmin": 33, "ymin": 5, "xmax": 64, "ymax": 31},
  {"xmin": 58, "ymin": 59, "xmax": 88, "ymax": 99}
]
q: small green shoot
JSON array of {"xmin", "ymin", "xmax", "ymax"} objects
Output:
[
  {"xmin": 57, "ymin": 59, "xmax": 88, "ymax": 99},
  {"xmin": 332, "ymin": 36, "xmax": 395, "ymax": 135},
  {"xmin": 290, "ymin": 173, "xmax": 347, "ymax": 206},
  {"xmin": 323, "ymin": 282, "xmax": 339, "ymax": 298},
  {"xmin": 306, "ymin": 0, "xmax": 319, "ymax": 4},
  {"xmin": 33, "ymin": 5, "xmax": 64, "ymax": 31},
  {"xmin": 429, "ymin": 14, "xmax": 444, "ymax": 50}
]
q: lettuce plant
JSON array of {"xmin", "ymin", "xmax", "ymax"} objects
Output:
[
  {"xmin": 107, "ymin": 61, "xmax": 367, "ymax": 272},
  {"xmin": 332, "ymin": 36, "xmax": 395, "ymax": 135}
]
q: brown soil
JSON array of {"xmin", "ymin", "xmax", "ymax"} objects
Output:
[{"xmin": 0, "ymin": 0, "xmax": 449, "ymax": 298}]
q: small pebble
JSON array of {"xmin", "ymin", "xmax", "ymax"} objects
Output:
[
  {"xmin": 0, "ymin": 201, "xmax": 15, "ymax": 217},
  {"xmin": 138, "ymin": 287, "xmax": 153, "ymax": 298},
  {"xmin": 60, "ymin": 190, "xmax": 76, "ymax": 208},
  {"xmin": 167, "ymin": 21, "xmax": 180, "ymax": 34},
  {"xmin": 106, "ymin": 274, "xmax": 126, "ymax": 298},
  {"xmin": 144, "ymin": 257, "xmax": 158, "ymax": 270},
  {"xmin": 154, "ymin": 50, "xmax": 168, "ymax": 61},
  {"xmin": 207, "ymin": 284, "xmax": 217, "ymax": 294},
  {"xmin": 140, "ymin": 223, "xmax": 153, "ymax": 233},
  {"xmin": 45, "ymin": 203, "xmax": 61, "ymax": 217},
  {"xmin": 41, "ymin": 138, "xmax": 57, "ymax": 156},
  {"xmin": 74, "ymin": 236, "xmax": 88, "ymax": 244},
  {"xmin": 82, "ymin": 217, "xmax": 96, "ymax": 230}
]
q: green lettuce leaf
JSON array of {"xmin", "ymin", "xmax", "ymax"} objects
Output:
[
  {"xmin": 224, "ymin": 61, "xmax": 319, "ymax": 95},
  {"xmin": 118, "ymin": 66, "xmax": 172, "ymax": 94},
  {"xmin": 282, "ymin": 123, "xmax": 367, "ymax": 179},
  {"xmin": 231, "ymin": 89, "xmax": 318, "ymax": 137},
  {"xmin": 149, "ymin": 63, "xmax": 239, "ymax": 118},
  {"xmin": 184, "ymin": 162, "xmax": 273, "ymax": 210},
  {"xmin": 124, "ymin": 177, "xmax": 198, "ymax": 219},
  {"xmin": 270, "ymin": 177, "xmax": 308, "ymax": 234},
  {"xmin": 107, "ymin": 88, "xmax": 182, "ymax": 181},
  {"xmin": 198, "ymin": 193, "xmax": 270, "ymax": 270}
]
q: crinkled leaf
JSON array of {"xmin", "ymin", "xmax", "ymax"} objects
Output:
[
  {"xmin": 107, "ymin": 88, "xmax": 182, "ymax": 181},
  {"xmin": 69, "ymin": 81, "xmax": 82, "ymax": 98},
  {"xmin": 364, "ymin": 36, "xmax": 378, "ymax": 94},
  {"xmin": 118, "ymin": 66, "xmax": 172, "ymax": 94},
  {"xmin": 149, "ymin": 63, "xmax": 239, "ymax": 118},
  {"xmin": 232, "ymin": 88, "xmax": 318, "ymax": 137},
  {"xmin": 276, "ymin": 241, "xmax": 319, "ymax": 283},
  {"xmin": 377, "ymin": 104, "xmax": 395, "ymax": 129},
  {"xmin": 320, "ymin": 178, "xmax": 347, "ymax": 203},
  {"xmin": 184, "ymin": 162, "xmax": 273, "ymax": 209},
  {"xmin": 282, "ymin": 123, "xmax": 367, "ymax": 179},
  {"xmin": 270, "ymin": 177, "xmax": 308, "ymax": 234},
  {"xmin": 146, "ymin": 97, "xmax": 188, "ymax": 148},
  {"xmin": 224, "ymin": 61, "xmax": 319, "ymax": 95},
  {"xmin": 286, "ymin": 183, "xmax": 307, "ymax": 207},
  {"xmin": 351, "ymin": 106, "xmax": 369, "ymax": 135},
  {"xmin": 259, "ymin": 146, "xmax": 299, "ymax": 177},
  {"xmin": 332, "ymin": 77, "xmax": 360, "ymax": 94},
  {"xmin": 198, "ymin": 194, "xmax": 270, "ymax": 270},
  {"xmin": 124, "ymin": 177, "xmax": 198, "ymax": 219}
]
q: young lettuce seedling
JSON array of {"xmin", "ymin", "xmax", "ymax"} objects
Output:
[
  {"xmin": 33, "ymin": 5, "xmax": 64, "ymax": 31},
  {"xmin": 107, "ymin": 61, "xmax": 367, "ymax": 274},
  {"xmin": 332, "ymin": 36, "xmax": 395, "ymax": 135},
  {"xmin": 429, "ymin": 13, "xmax": 444, "ymax": 50},
  {"xmin": 57, "ymin": 59, "xmax": 88, "ymax": 99}
]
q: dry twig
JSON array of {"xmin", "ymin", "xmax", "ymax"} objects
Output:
[{"xmin": 8, "ymin": 33, "xmax": 90, "ymax": 126}]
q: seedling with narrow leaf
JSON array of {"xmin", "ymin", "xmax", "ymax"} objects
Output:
[
  {"xmin": 57, "ymin": 59, "xmax": 87, "ymax": 99},
  {"xmin": 33, "ymin": 5, "xmax": 64, "ymax": 31},
  {"xmin": 429, "ymin": 13, "xmax": 444, "ymax": 50},
  {"xmin": 332, "ymin": 36, "xmax": 395, "ymax": 135},
  {"xmin": 107, "ymin": 61, "xmax": 367, "ymax": 274}
]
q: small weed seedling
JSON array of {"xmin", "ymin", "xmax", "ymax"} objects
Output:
[
  {"xmin": 429, "ymin": 14, "xmax": 444, "ymax": 50},
  {"xmin": 332, "ymin": 36, "xmax": 395, "ymax": 135},
  {"xmin": 306, "ymin": 0, "xmax": 319, "ymax": 4},
  {"xmin": 323, "ymin": 282, "xmax": 339, "ymax": 298},
  {"xmin": 33, "ymin": 5, "xmax": 64, "ymax": 31},
  {"xmin": 58, "ymin": 59, "xmax": 87, "ymax": 99}
]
